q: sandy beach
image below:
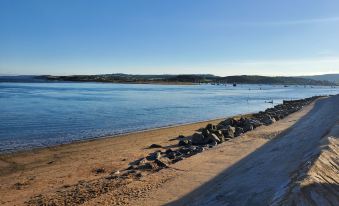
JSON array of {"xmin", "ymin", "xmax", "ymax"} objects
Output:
[
  {"xmin": 2, "ymin": 1, "xmax": 339, "ymax": 205},
  {"xmin": 0, "ymin": 118, "xmax": 223, "ymax": 205},
  {"xmin": 1, "ymin": 95, "xmax": 338, "ymax": 205}
]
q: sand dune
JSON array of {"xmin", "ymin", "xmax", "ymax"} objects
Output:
[{"xmin": 271, "ymin": 130, "xmax": 339, "ymax": 205}]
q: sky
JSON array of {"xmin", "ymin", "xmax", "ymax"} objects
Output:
[{"xmin": 0, "ymin": 0, "xmax": 339, "ymax": 76}]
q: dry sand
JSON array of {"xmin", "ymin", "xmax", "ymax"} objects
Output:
[
  {"xmin": 1, "ymin": 95, "xmax": 338, "ymax": 205},
  {"xmin": 0, "ymin": 119, "xmax": 223, "ymax": 205}
]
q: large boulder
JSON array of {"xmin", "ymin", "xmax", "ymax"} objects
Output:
[
  {"xmin": 261, "ymin": 115, "xmax": 276, "ymax": 125},
  {"xmin": 165, "ymin": 149, "xmax": 177, "ymax": 159},
  {"xmin": 247, "ymin": 118, "xmax": 263, "ymax": 128},
  {"xmin": 206, "ymin": 124, "xmax": 217, "ymax": 132},
  {"xmin": 201, "ymin": 128, "xmax": 211, "ymax": 138},
  {"xmin": 218, "ymin": 118, "xmax": 236, "ymax": 128},
  {"xmin": 216, "ymin": 123, "xmax": 226, "ymax": 130},
  {"xmin": 243, "ymin": 123, "xmax": 254, "ymax": 132},
  {"xmin": 212, "ymin": 130, "xmax": 225, "ymax": 142},
  {"xmin": 221, "ymin": 125, "xmax": 235, "ymax": 138},
  {"xmin": 236, "ymin": 117, "xmax": 247, "ymax": 127},
  {"xmin": 178, "ymin": 139, "xmax": 191, "ymax": 146},
  {"xmin": 191, "ymin": 132, "xmax": 208, "ymax": 145}
]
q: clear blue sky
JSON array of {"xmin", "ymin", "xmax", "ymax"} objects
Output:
[{"xmin": 1, "ymin": 0, "xmax": 339, "ymax": 76}]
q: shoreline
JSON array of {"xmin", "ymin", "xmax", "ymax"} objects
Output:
[
  {"xmin": 0, "ymin": 117, "xmax": 226, "ymax": 205},
  {"xmin": 0, "ymin": 117, "xmax": 229, "ymax": 156},
  {"xmin": 0, "ymin": 117, "xmax": 226, "ymax": 173}
]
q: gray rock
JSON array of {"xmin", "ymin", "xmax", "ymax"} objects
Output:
[
  {"xmin": 216, "ymin": 123, "xmax": 226, "ymax": 130},
  {"xmin": 201, "ymin": 128, "xmax": 210, "ymax": 138},
  {"xmin": 261, "ymin": 115, "xmax": 276, "ymax": 125},
  {"xmin": 247, "ymin": 119, "xmax": 263, "ymax": 128},
  {"xmin": 146, "ymin": 151, "xmax": 161, "ymax": 161},
  {"xmin": 178, "ymin": 139, "xmax": 191, "ymax": 146},
  {"xmin": 235, "ymin": 127, "xmax": 244, "ymax": 137},
  {"xmin": 237, "ymin": 117, "xmax": 246, "ymax": 127},
  {"xmin": 243, "ymin": 123, "xmax": 254, "ymax": 132},
  {"xmin": 178, "ymin": 147, "xmax": 193, "ymax": 155},
  {"xmin": 208, "ymin": 133, "xmax": 221, "ymax": 144},
  {"xmin": 213, "ymin": 130, "xmax": 223, "ymax": 137},
  {"xmin": 166, "ymin": 152, "xmax": 177, "ymax": 160},
  {"xmin": 220, "ymin": 118, "xmax": 236, "ymax": 127},
  {"xmin": 206, "ymin": 124, "xmax": 217, "ymax": 131},
  {"xmin": 213, "ymin": 130, "xmax": 225, "ymax": 142},
  {"xmin": 221, "ymin": 125, "xmax": 235, "ymax": 138},
  {"xmin": 165, "ymin": 148, "xmax": 174, "ymax": 154},
  {"xmin": 191, "ymin": 132, "xmax": 208, "ymax": 145},
  {"xmin": 149, "ymin": 143, "xmax": 162, "ymax": 148},
  {"xmin": 209, "ymin": 141, "xmax": 218, "ymax": 147},
  {"xmin": 195, "ymin": 146, "xmax": 204, "ymax": 153}
]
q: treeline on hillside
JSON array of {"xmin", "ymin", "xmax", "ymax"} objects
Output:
[
  {"xmin": 42, "ymin": 74, "xmax": 216, "ymax": 84},
  {"xmin": 218, "ymin": 75, "xmax": 334, "ymax": 85},
  {"xmin": 39, "ymin": 74, "xmax": 336, "ymax": 86}
]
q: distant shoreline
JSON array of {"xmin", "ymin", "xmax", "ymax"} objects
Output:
[
  {"xmin": 37, "ymin": 79, "xmax": 339, "ymax": 86},
  {"xmin": 1, "ymin": 80, "xmax": 338, "ymax": 87},
  {"xmin": 42, "ymin": 74, "xmax": 338, "ymax": 86},
  {"xmin": 45, "ymin": 80, "xmax": 199, "ymax": 85},
  {"xmin": 0, "ymin": 74, "xmax": 337, "ymax": 86}
]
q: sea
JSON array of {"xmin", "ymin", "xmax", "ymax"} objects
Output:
[{"xmin": 0, "ymin": 82, "xmax": 338, "ymax": 153}]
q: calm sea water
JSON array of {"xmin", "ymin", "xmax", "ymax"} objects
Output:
[{"xmin": 0, "ymin": 82, "xmax": 338, "ymax": 153}]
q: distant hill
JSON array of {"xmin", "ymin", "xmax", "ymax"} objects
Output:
[
  {"xmin": 218, "ymin": 75, "xmax": 335, "ymax": 86},
  {"xmin": 298, "ymin": 74, "xmax": 339, "ymax": 84},
  {"xmin": 38, "ymin": 74, "xmax": 336, "ymax": 86},
  {"xmin": 0, "ymin": 75, "xmax": 49, "ymax": 83},
  {"xmin": 43, "ymin": 74, "xmax": 217, "ymax": 84},
  {"xmin": 1, "ymin": 74, "xmax": 336, "ymax": 86}
]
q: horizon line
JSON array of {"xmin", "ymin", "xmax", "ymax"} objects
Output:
[{"xmin": 1, "ymin": 73, "xmax": 338, "ymax": 77}]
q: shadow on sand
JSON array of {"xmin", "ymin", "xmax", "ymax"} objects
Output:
[{"xmin": 166, "ymin": 96, "xmax": 339, "ymax": 206}]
